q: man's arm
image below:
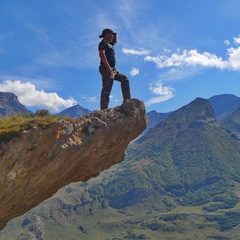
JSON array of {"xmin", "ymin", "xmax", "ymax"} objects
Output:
[{"xmin": 99, "ymin": 49, "xmax": 112, "ymax": 74}]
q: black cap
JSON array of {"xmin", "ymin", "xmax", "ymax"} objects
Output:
[{"xmin": 99, "ymin": 28, "xmax": 113, "ymax": 38}]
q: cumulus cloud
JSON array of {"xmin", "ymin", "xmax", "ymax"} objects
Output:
[
  {"xmin": 144, "ymin": 45, "xmax": 240, "ymax": 71},
  {"xmin": 130, "ymin": 67, "xmax": 139, "ymax": 77},
  {"xmin": 122, "ymin": 48, "xmax": 149, "ymax": 55},
  {"xmin": 227, "ymin": 47, "xmax": 240, "ymax": 70},
  {"xmin": 233, "ymin": 36, "xmax": 240, "ymax": 45},
  {"xmin": 144, "ymin": 49, "xmax": 227, "ymax": 69},
  {"xmin": 0, "ymin": 80, "xmax": 77, "ymax": 112},
  {"xmin": 149, "ymin": 82, "xmax": 175, "ymax": 95},
  {"xmin": 145, "ymin": 82, "xmax": 175, "ymax": 107}
]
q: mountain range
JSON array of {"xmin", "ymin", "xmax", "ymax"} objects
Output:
[
  {"xmin": 1, "ymin": 93, "xmax": 240, "ymax": 239},
  {"xmin": 0, "ymin": 91, "xmax": 92, "ymax": 119}
]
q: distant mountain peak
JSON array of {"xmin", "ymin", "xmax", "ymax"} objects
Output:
[
  {"xmin": 56, "ymin": 104, "xmax": 92, "ymax": 118},
  {"xmin": 165, "ymin": 97, "xmax": 216, "ymax": 128},
  {"xmin": 209, "ymin": 94, "xmax": 240, "ymax": 120},
  {"xmin": 0, "ymin": 92, "xmax": 31, "ymax": 117},
  {"xmin": 135, "ymin": 96, "xmax": 240, "ymax": 198}
]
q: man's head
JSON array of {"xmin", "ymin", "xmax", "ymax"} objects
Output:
[{"xmin": 99, "ymin": 28, "xmax": 114, "ymax": 38}]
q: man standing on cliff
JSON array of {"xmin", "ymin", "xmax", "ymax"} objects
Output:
[{"xmin": 98, "ymin": 28, "xmax": 131, "ymax": 110}]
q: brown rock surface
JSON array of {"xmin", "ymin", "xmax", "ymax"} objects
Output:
[{"xmin": 0, "ymin": 99, "xmax": 147, "ymax": 230}]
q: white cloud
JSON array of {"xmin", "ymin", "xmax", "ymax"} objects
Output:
[
  {"xmin": 144, "ymin": 45, "xmax": 240, "ymax": 72},
  {"xmin": 144, "ymin": 49, "xmax": 227, "ymax": 69},
  {"xmin": 224, "ymin": 40, "xmax": 230, "ymax": 45},
  {"xmin": 233, "ymin": 36, "xmax": 240, "ymax": 45},
  {"xmin": 0, "ymin": 74, "xmax": 58, "ymax": 90},
  {"xmin": 109, "ymin": 95, "xmax": 119, "ymax": 103},
  {"xmin": 130, "ymin": 67, "xmax": 139, "ymax": 77},
  {"xmin": 227, "ymin": 47, "xmax": 240, "ymax": 70},
  {"xmin": 0, "ymin": 80, "xmax": 77, "ymax": 113},
  {"xmin": 163, "ymin": 48, "xmax": 172, "ymax": 53},
  {"xmin": 145, "ymin": 95, "xmax": 174, "ymax": 107},
  {"xmin": 149, "ymin": 82, "xmax": 175, "ymax": 95},
  {"xmin": 80, "ymin": 95, "xmax": 97, "ymax": 103},
  {"xmin": 158, "ymin": 67, "xmax": 202, "ymax": 82},
  {"xmin": 122, "ymin": 48, "xmax": 149, "ymax": 55},
  {"xmin": 145, "ymin": 82, "xmax": 175, "ymax": 107}
]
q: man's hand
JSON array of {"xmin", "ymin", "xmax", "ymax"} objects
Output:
[{"xmin": 107, "ymin": 67, "xmax": 113, "ymax": 77}]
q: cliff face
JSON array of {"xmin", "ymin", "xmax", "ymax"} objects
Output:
[
  {"xmin": 0, "ymin": 99, "xmax": 147, "ymax": 230},
  {"xmin": 0, "ymin": 92, "xmax": 32, "ymax": 117}
]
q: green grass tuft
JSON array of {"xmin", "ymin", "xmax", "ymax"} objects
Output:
[{"xmin": 0, "ymin": 112, "xmax": 74, "ymax": 142}]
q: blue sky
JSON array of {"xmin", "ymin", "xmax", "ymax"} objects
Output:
[{"xmin": 0, "ymin": 0, "xmax": 240, "ymax": 113}]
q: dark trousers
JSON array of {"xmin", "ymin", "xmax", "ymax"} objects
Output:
[{"xmin": 99, "ymin": 65, "xmax": 131, "ymax": 110}]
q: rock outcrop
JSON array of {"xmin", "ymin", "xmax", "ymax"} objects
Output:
[{"xmin": 0, "ymin": 99, "xmax": 147, "ymax": 230}]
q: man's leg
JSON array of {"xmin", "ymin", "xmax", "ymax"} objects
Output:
[
  {"xmin": 99, "ymin": 65, "xmax": 114, "ymax": 110},
  {"xmin": 115, "ymin": 70, "xmax": 131, "ymax": 102},
  {"xmin": 100, "ymin": 78, "xmax": 113, "ymax": 110},
  {"xmin": 121, "ymin": 79, "xmax": 131, "ymax": 101}
]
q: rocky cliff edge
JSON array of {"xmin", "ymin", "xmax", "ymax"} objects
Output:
[{"xmin": 0, "ymin": 99, "xmax": 147, "ymax": 230}]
